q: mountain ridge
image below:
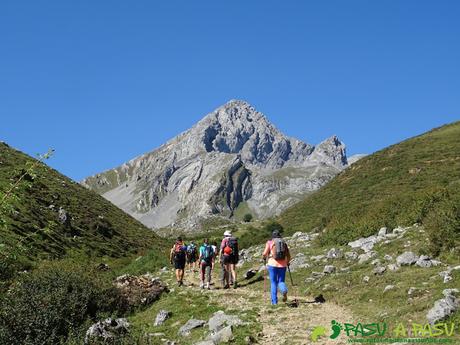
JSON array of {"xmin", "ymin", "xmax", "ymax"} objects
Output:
[{"xmin": 82, "ymin": 100, "xmax": 351, "ymax": 231}]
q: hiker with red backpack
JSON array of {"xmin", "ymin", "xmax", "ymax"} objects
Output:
[
  {"xmin": 170, "ymin": 236, "xmax": 187, "ymax": 286},
  {"xmin": 262, "ymin": 230, "xmax": 291, "ymax": 304},
  {"xmin": 220, "ymin": 230, "xmax": 238, "ymax": 289},
  {"xmin": 198, "ymin": 238, "xmax": 214, "ymax": 289}
]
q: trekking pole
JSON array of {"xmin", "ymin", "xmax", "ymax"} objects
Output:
[
  {"xmin": 287, "ymin": 264, "xmax": 295, "ymax": 286},
  {"xmin": 263, "ymin": 258, "xmax": 267, "ymax": 302},
  {"xmin": 287, "ymin": 264, "xmax": 299, "ymax": 307}
]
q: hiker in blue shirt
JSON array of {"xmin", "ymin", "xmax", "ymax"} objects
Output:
[{"xmin": 198, "ymin": 238, "xmax": 214, "ymax": 289}]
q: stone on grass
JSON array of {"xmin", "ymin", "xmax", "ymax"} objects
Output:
[
  {"xmin": 373, "ymin": 266, "xmax": 386, "ymax": 275},
  {"xmin": 326, "ymin": 248, "xmax": 343, "ymax": 259},
  {"xmin": 85, "ymin": 318, "xmax": 129, "ymax": 344},
  {"xmin": 323, "ymin": 265, "xmax": 336, "ymax": 274},
  {"xmin": 178, "ymin": 319, "xmax": 206, "ymax": 336},
  {"xmin": 426, "ymin": 289, "xmax": 459, "ymax": 325},
  {"xmin": 208, "ymin": 311, "xmax": 244, "ymax": 333},
  {"xmin": 345, "ymin": 251, "xmax": 359, "ymax": 261},
  {"xmin": 396, "ymin": 252, "xmax": 419, "ymax": 266},
  {"xmin": 384, "ymin": 285, "xmax": 395, "ymax": 293},
  {"xmin": 210, "ymin": 325, "xmax": 234, "ymax": 343},
  {"xmin": 154, "ymin": 310, "xmax": 171, "ymax": 326}
]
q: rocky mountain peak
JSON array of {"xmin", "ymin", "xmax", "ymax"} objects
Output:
[{"xmin": 83, "ymin": 101, "xmax": 350, "ymax": 231}]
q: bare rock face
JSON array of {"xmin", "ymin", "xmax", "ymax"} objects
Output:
[{"xmin": 82, "ymin": 100, "xmax": 349, "ymax": 232}]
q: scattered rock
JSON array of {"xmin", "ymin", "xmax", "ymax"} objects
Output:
[
  {"xmin": 373, "ymin": 266, "xmax": 386, "ymax": 275},
  {"xmin": 358, "ymin": 251, "xmax": 377, "ymax": 264},
  {"xmin": 363, "ymin": 276, "xmax": 370, "ymax": 283},
  {"xmin": 371, "ymin": 259, "xmax": 381, "ymax": 266},
  {"xmin": 384, "ymin": 285, "xmax": 395, "ymax": 292},
  {"xmin": 378, "ymin": 227, "xmax": 388, "ymax": 237},
  {"xmin": 426, "ymin": 289, "xmax": 459, "ymax": 325},
  {"xmin": 340, "ymin": 267, "xmax": 350, "ymax": 273},
  {"xmin": 345, "ymin": 251, "xmax": 359, "ymax": 261},
  {"xmin": 416, "ymin": 255, "xmax": 440, "ymax": 268},
  {"xmin": 245, "ymin": 335, "xmax": 256, "ymax": 344},
  {"xmin": 396, "ymin": 252, "xmax": 419, "ymax": 266},
  {"xmin": 244, "ymin": 269, "xmax": 257, "ymax": 280},
  {"xmin": 326, "ymin": 248, "xmax": 343, "ymax": 259},
  {"xmin": 115, "ymin": 274, "xmax": 168, "ymax": 307},
  {"xmin": 408, "ymin": 287, "xmax": 418, "ymax": 296},
  {"xmin": 85, "ymin": 318, "xmax": 129, "ymax": 344},
  {"xmin": 387, "ymin": 264, "xmax": 400, "ymax": 271},
  {"xmin": 210, "ymin": 325, "xmax": 234, "ymax": 343},
  {"xmin": 96, "ymin": 263, "xmax": 110, "ymax": 271},
  {"xmin": 154, "ymin": 310, "xmax": 171, "ymax": 326},
  {"xmin": 178, "ymin": 319, "xmax": 206, "ymax": 336},
  {"xmin": 384, "ymin": 254, "xmax": 393, "ymax": 261},
  {"xmin": 58, "ymin": 206, "xmax": 70, "ymax": 225},
  {"xmin": 289, "ymin": 254, "xmax": 310, "ymax": 272},
  {"xmin": 208, "ymin": 311, "xmax": 244, "ymax": 333},
  {"xmin": 323, "ymin": 265, "xmax": 336, "ymax": 274}
]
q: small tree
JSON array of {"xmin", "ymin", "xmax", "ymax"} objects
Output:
[{"xmin": 243, "ymin": 213, "xmax": 253, "ymax": 222}]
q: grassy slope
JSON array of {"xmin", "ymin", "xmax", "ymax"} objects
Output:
[
  {"xmin": 278, "ymin": 121, "xmax": 460, "ymax": 246},
  {"xmin": 0, "ymin": 142, "xmax": 167, "ymax": 279}
]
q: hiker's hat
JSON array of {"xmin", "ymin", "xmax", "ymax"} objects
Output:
[
  {"xmin": 272, "ymin": 230, "xmax": 281, "ymax": 238},
  {"xmin": 223, "ymin": 230, "xmax": 232, "ymax": 237}
]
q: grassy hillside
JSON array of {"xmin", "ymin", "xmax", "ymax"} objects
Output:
[
  {"xmin": 0, "ymin": 142, "xmax": 167, "ymax": 283},
  {"xmin": 279, "ymin": 121, "xmax": 460, "ymax": 255}
]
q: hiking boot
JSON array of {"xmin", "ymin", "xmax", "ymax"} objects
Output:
[
  {"xmin": 206, "ymin": 282, "xmax": 210, "ymax": 289},
  {"xmin": 282, "ymin": 292, "xmax": 288, "ymax": 302},
  {"xmin": 178, "ymin": 281, "xmax": 183, "ymax": 287},
  {"xmin": 233, "ymin": 281, "xmax": 238, "ymax": 289},
  {"xmin": 223, "ymin": 284, "xmax": 230, "ymax": 289}
]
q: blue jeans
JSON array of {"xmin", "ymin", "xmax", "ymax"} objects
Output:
[{"xmin": 267, "ymin": 266, "xmax": 288, "ymax": 305}]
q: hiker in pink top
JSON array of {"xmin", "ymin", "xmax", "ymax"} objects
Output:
[{"xmin": 262, "ymin": 230, "xmax": 291, "ymax": 304}]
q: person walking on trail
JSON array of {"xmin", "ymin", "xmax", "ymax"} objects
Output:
[
  {"xmin": 220, "ymin": 230, "xmax": 239, "ymax": 289},
  {"xmin": 170, "ymin": 236, "xmax": 187, "ymax": 286},
  {"xmin": 211, "ymin": 241, "xmax": 218, "ymax": 270},
  {"xmin": 186, "ymin": 241, "xmax": 198, "ymax": 272},
  {"xmin": 198, "ymin": 238, "xmax": 214, "ymax": 289},
  {"xmin": 262, "ymin": 230, "xmax": 291, "ymax": 305}
]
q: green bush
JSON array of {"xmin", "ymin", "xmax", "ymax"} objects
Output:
[
  {"xmin": 424, "ymin": 197, "xmax": 460, "ymax": 257},
  {"xmin": 243, "ymin": 213, "xmax": 253, "ymax": 222},
  {"xmin": 0, "ymin": 262, "xmax": 126, "ymax": 345}
]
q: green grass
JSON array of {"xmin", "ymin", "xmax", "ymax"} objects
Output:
[
  {"xmin": 278, "ymin": 121, "xmax": 460, "ymax": 256},
  {"xmin": 0, "ymin": 142, "xmax": 167, "ymax": 286}
]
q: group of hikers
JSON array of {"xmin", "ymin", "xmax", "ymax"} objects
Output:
[{"xmin": 169, "ymin": 229, "xmax": 291, "ymax": 305}]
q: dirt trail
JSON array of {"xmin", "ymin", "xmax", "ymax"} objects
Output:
[{"xmin": 180, "ymin": 268, "xmax": 354, "ymax": 345}]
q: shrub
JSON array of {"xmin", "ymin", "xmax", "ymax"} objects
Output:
[
  {"xmin": 424, "ymin": 197, "xmax": 460, "ymax": 257},
  {"xmin": 243, "ymin": 213, "xmax": 253, "ymax": 222},
  {"xmin": 0, "ymin": 262, "xmax": 126, "ymax": 345}
]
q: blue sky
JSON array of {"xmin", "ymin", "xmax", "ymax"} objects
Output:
[{"xmin": 1, "ymin": 1, "xmax": 459, "ymax": 181}]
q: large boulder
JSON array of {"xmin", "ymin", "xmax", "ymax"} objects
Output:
[
  {"xmin": 426, "ymin": 289, "xmax": 459, "ymax": 325},
  {"xmin": 178, "ymin": 319, "xmax": 206, "ymax": 336},
  {"xmin": 396, "ymin": 252, "xmax": 419, "ymax": 266},
  {"xmin": 208, "ymin": 311, "xmax": 245, "ymax": 333},
  {"xmin": 85, "ymin": 318, "xmax": 129, "ymax": 344}
]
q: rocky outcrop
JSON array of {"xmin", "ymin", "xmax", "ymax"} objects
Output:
[
  {"xmin": 114, "ymin": 274, "xmax": 168, "ymax": 308},
  {"xmin": 82, "ymin": 100, "xmax": 349, "ymax": 231}
]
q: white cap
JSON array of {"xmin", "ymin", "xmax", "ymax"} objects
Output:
[{"xmin": 223, "ymin": 230, "xmax": 232, "ymax": 237}]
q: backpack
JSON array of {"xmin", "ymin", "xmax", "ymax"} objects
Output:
[
  {"xmin": 174, "ymin": 242, "xmax": 185, "ymax": 260},
  {"xmin": 202, "ymin": 245, "xmax": 214, "ymax": 263},
  {"xmin": 224, "ymin": 237, "xmax": 238, "ymax": 257},
  {"xmin": 187, "ymin": 243, "xmax": 197, "ymax": 255},
  {"xmin": 272, "ymin": 238, "xmax": 287, "ymax": 260}
]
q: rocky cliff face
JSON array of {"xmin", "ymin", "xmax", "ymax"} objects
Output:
[{"xmin": 82, "ymin": 100, "xmax": 348, "ymax": 231}]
